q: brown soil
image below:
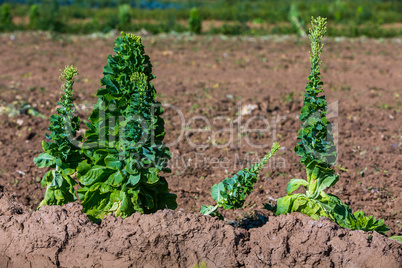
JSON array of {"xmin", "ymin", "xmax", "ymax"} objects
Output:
[
  {"xmin": 0, "ymin": 32, "xmax": 401, "ymax": 266},
  {"xmin": 0, "ymin": 192, "xmax": 401, "ymax": 268}
]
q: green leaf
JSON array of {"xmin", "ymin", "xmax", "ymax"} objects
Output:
[
  {"xmin": 144, "ymin": 168, "xmax": 160, "ymax": 184},
  {"xmin": 286, "ymin": 179, "xmax": 308, "ymax": 194},
  {"xmin": 310, "ymin": 170, "xmax": 338, "ymax": 199},
  {"xmin": 38, "ymin": 173, "xmax": 77, "ymax": 210},
  {"xmin": 142, "ymin": 147, "xmax": 155, "ymax": 162},
  {"xmin": 62, "ymin": 168, "xmax": 75, "ymax": 176},
  {"xmin": 101, "ymin": 75, "xmax": 118, "ymax": 92},
  {"xmin": 103, "ymin": 64, "xmax": 113, "ymax": 75},
  {"xmin": 125, "ymin": 160, "xmax": 139, "ymax": 174},
  {"xmin": 200, "ymin": 205, "xmax": 218, "ymax": 215},
  {"xmin": 50, "ymin": 171, "xmax": 63, "ymax": 188},
  {"xmin": 78, "ymin": 165, "xmax": 108, "ymax": 186},
  {"xmin": 104, "ymin": 154, "xmax": 123, "ymax": 170},
  {"xmin": 40, "ymin": 170, "xmax": 54, "ymax": 187},
  {"xmin": 390, "ymin": 236, "xmax": 402, "ymax": 243},
  {"xmin": 211, "ymin": 182, "xmax": 225, "ymax": 203},
  {"xmin": 127, "ymin": 173, "xmax": 141, "ymax": 187},
  {"xmin": 106, "ymin": 170, "xmax": 125, "ymax": 186},
  {"xmin": 34, "ymin": 153, "xmax": 55, "ymax": 168},
  {"xmin": 276, "ymin": 195, "xmax": 296, "ymax": 215}
]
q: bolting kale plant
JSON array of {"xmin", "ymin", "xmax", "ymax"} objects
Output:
[
  {"xmin": 267, "ymin": 17, "xmax": 389, "ymax": 235},
  {"xmin": 189, "ymin": 8, "xmax": 202, "ymax": 34},
  {"xmin": 201, "ymin": 142, "xmax": 280, "ymax": 219},
  {"xmin": 35, "ymin": 66, "xmax": 82, "ymax": 209},
  {"xmin": 35, "ymin": 32, "xmax": 177, "ymax": 221}
]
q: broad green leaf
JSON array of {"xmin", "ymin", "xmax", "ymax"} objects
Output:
[
  {"xmin": 311, "ymin": 171, "xmax": 339, "ymax": 199},
  {"xmin": 55, "ymin": 158, "xmax": 62, "ymax": 167},
  {"xmin": 78, "ymin": 165, "xmax": 108, "ymax": 186},
  {"xmin": 142, "ymin": 147, "xmax": 155, "ymax": 161},
  {"xmin": 50, "ymin": 171, "xmax": 63, "ymax": 188},
  {"xmin": 286, "ymin": 179, "xmax": 308, "ymax": 194},
  {"xmin": 62, "ymin": 168, "xmax": 75, "ymax": 176},
  {"xmin": 127, "ymin": 173, "xmax": 141, "ymax": 187},
  {"xmin": 144, "ymin": 168, "xmax": 159, "ymax": 184},
  {"xmin": 103, "ymin": 64, "xmax": 113, "ymax": 75},
  {"xmin": 125, "ymin": 160, "xmax": 139, "ymax": 174},
  {"xmin": 276, "ymin": 195, "xmax": 296, "ymax": 215},
  {"xmin": 200, "ymin": 205, "xmax": 218, "ymax": 215},
  {"xmin": 116, "ymin": 191, "xmax": 131, "ymax": 217},
  {"xmin": 106, "ymin": 170, "xmax": 125, "ymax": 186},
  {"xmin": 38, "ymin": 173, "xmax": 77, "ymax": 210},
  {"xmin": 40, "ymin": 170, "xmax": 54, "ymax": 187},
  {"xmin": 292, "ymin": 196, "xmax": 307, "ymax": 212},
  {"xmin": 104, "ymin": 154, "xmax": 123, "ymax": 170},
  {"xmin": 34, "ymin": 153, "xmax": 55, "ymax": 168},
  {"xmin": 41, "ymin": 140, "xmax": 51, "ymax": 152},
  {"xmin": 101, "ymin": 75, "xmax": 118, "ymax": 92},
  {"xmin": 211, "ymin": 182, "xmax": 225, "ymax": 203},
  {"xmin": 93, "ymin": 149, "xmax": 112, "ymax": 165}
]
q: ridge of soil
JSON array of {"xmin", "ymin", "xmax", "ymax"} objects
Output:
[{"xmin": 0, "ymin": 193, "xmax": 401, "ymax": 268}]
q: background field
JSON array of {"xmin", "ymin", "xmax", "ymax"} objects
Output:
[
  {"xmin": 0, "ymin": 0, "xmax": 401, "ymax": 37},
  {"xmin": 0, "ymin": 32, "xmax": 401, "ymax": 236}
]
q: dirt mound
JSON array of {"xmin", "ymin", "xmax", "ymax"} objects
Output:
[{"xmin": 0, "ymin": 193, "xmax": 400, "ymax": 268}]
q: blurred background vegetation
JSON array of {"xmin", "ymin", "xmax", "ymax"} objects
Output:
[{"xmin": 0, "ymin": 0, "xmax": 401, "ymax": 37}]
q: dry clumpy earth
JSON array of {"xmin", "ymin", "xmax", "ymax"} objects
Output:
[
  {"xmin": 0, "ymin": 32, "xmax": 401, "ymax": 267},
  {"xmin": 0, "ymin": 192, "xmax": 401, "ymax": 268}
]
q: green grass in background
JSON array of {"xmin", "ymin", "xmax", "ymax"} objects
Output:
[{"xmin": 0, "ymin": 0, "xmax": 401, "ymax": 37}]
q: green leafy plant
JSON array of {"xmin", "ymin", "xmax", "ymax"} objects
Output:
[
  {"xmin": 118, "ymin": 4, "xmax": 131, "ymax": 28},
  {"xmin": 0, "ymin": 3, "xmax": 12, "ymax": 29},
  {"xmin": 268, "ymin": 17, "xmax": 389, "ymax": 235},
  {"xmin": 36, "ymin": 32, "xmax": 177, "ymax": 221},
  {"xmin": 201, "ymin": 142, "xmax": 280, "ymax": 219},
  {"xmin": 289, "ymin": 3, "xmax": 306, "ymax": 37},
  {"xmin": 280, "ymin": 92, "xmax": 295, "ymax": 103},
  {"xmin": 38, "ymin": 0, "xmax": 63, "ymax": 31},
  {"xmin": 35, "ymin": 66, "xmax": 82, "ymax": 209},
  {"xmin": 189, "ymin": 8, "xmax": 202, "ymax": 34},
  {"xmin": 77, "ymin": 32, "xmax": 176, "ymax": 220},
  {"xmin": 29, "ymin": 4, "xmax": 40, "ymax": 29}
]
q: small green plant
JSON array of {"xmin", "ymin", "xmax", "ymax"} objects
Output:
[
  {"xmin": 189, "ymin": 8, "xmax": 202, "ymax": 34},
  {"xmin": 280, "ymin": 92, "xmax": 294, "ymax": 103},
  {"xmin": 35, "ymin": 66, "xmax": 82, "ymax": 209},
  {"xmin": 267, "ymin": 17, "xmax": 389, "ymax": 235},
  {"xmin": 0, "ymin": 3, "xmax": 12, "ymax": 28},
  {"xmin": 118, "ymin": 4, "xmax": 131, "ymax": 28},
  {"xmin": 29, "ymin": 4, "xmax": 40, "ymax": 29},
  {"xmin": 194, "ymin": 262, "xmax": 206, "ymax": 268},
  {"xmin": 36, "ymin": 0, "xmax": 64, "ymax": 32},
  {"xmin": 201, "ymin": 142, "xmax": 280, "ymax": 219},
  {"xmin": 289, "ymin": 3, "xmax": 306, "ymax": 37},
  {"xmin": 36, "ymin": 32, "xmax": 177, "ymax": 221},
  {"xmin": 356, "ymin": 5, "xmax": 372, "ymax": 23}
]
